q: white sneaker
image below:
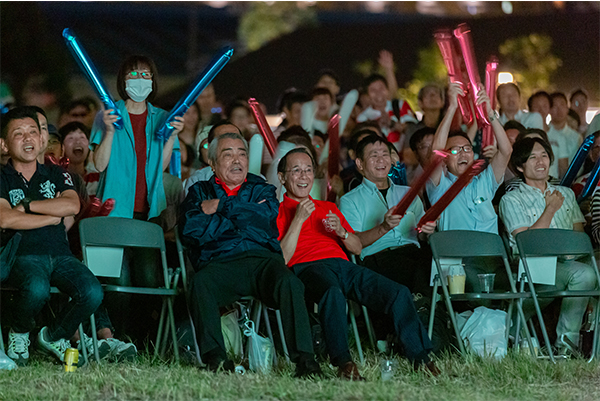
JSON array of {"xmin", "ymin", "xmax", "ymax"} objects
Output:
[
  {"xmin": 104, "ymin": 338, "xmax": 137, "ymax": 362},
  {"xmin": 37, "ymin": 327, "xmax": 71, "ymax": 363},
  {"xmin": 7, "ymin": 330, "xmax": 30, "ymax": 366}
]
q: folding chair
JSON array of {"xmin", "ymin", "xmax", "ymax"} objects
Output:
[
  {"xmin": 79, "ymin": 217, "xmax": 180, "ymax": 363},
  {"xmin": 515, "ymin": 229, "xmax": 600, "ymax": 363},
  {"xmin": 428, "ymin": 230, "xmax": 532, "ymax": 356},
  {"xmin": 174, "ymin": 227, "xmax": 291, "ymax": 365}
]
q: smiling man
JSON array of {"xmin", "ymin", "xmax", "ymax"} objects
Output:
[
  {"xmin": 277, "ymin": 148, "xmax": 437, "ymax": 380},
  {"xmin": 340, "ymin": 134, "xmax": 436, "ymax": 296},
  {"xmin": 178, "ymin": 132, "xmax": 321, "ymax": 377},
  {"xmin": 499, "ymin": 137, "xmax": 594, "ymax": 355},
  {"xmin": 0, "ymin": 106, "xmax": 103, "ymax": 366}
]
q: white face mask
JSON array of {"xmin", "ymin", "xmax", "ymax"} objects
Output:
[{"xmin": 125, "ymin": 79, "xmax": 153, "ymax": 103}]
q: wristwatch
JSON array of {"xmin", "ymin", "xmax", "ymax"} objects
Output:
[
  {"xmin": 21, "ymin": 197, "xmax": 31, "ymax": 213},
  {"xmin": 341, "ymin": 229, "xmax": 349, "ymax": 240}
]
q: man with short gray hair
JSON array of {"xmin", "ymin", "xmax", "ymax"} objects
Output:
[{"xmin": 178, "ymin": 132, "xmax": 321, "ymax": 377}]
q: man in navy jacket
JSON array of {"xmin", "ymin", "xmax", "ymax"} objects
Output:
[{"xmin": 179, "ymin": 132, "xmax": 320, "ymax": 377}]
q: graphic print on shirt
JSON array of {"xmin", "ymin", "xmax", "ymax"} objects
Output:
[
  {"xmin": 9, "ymin": 189, "xmax": 25, "ymax": 206},
  {"xmin": 39, "ymin": 180, "xmax": 56, "ymax": 199},
  {"xmin": 63, "ymin": 172, "xmax": 74, "ymax": 187}
]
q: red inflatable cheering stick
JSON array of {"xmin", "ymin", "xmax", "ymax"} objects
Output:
[
  {"xmin": 481, "ymin": 56, "xmax": 499, "ymax": 151},
  {"xmin": 248, "ymin": 98, "xmax": 277, "ymax": 158},
  {"xmin": 392, "ymin": 150, "xmax": 448, "ymax": 217},
  {"xmin": 417, "ymin": 159, "xmax": 486, "ymax": 229},
  {"xmin": 326, "ymin": 114, "xmax": 341, "ymax": 203}
]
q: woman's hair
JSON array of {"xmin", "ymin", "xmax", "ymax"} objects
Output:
[{"xmin": 117, "ymin": 55, "xmax": 158, "ymax": 102}]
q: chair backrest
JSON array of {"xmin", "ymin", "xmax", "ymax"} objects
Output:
[
  {"xmin": 429, "ymin": 230, "xmax": 509, "ymax": 260},
  {"xmin": 515, "ymin": 229, "xmax": 594, "ymax": 258},
  {"xmin": 80, "ymin": 217, "xmax": 168, "ymax": 279}
]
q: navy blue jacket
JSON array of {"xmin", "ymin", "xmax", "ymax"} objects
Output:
[{"xmin": 178, "ymin": 173, "xmax": 282, "ymax": 269}]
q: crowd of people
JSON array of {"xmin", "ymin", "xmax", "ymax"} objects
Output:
[{"xmin": 1, "ymin": 48, "xmax": 599, "ymax": 380}]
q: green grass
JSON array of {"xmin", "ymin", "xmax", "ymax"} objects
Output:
[{"xmin": 2, "ymin": 350, "xmax": 600, "ymax": 401}]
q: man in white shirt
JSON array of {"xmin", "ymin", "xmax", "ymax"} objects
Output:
[
  {"xmin": 548, "ymin": 92, "xmax": 583, "ymax": 179},
  {"xmin": 499, "ymin": 136, "xmax": 594, "ymax": 354},
  {"xmin": 497, "ymin": 83, "xmax": 544, "ymax": 130}
]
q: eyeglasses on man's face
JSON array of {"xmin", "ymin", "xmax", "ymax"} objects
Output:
[
  {"xmin": 447, "ymin": 145, "xmax": 473, "ymax": 155},
  {"xmin": 286, "ymin": 167, "xmax": 314, "ymax": 177}
]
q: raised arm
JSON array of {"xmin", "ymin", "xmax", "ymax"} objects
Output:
[
  {"xmin": 431, "ymin": 82, "xmax": 463, "ymax": 186},
  {"xmin": 92, "ymin": 109, "xmax": 117, "ymax": 172},
  {"xmin": 476, "ymin": 87, "xmax": 512, "ymax": 183},
  {"xmin": 378, "ymin": 50, "xmax": 398, "ymax": 97}
]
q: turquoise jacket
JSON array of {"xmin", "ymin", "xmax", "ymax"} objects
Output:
[{"xmin": 90, "ymin": 100, "xmax": 178, "ymax": 219}]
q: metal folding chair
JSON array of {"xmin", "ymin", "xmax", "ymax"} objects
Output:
[
  {"xmin": 79, "ymin": 217, "xmax": 180, "ymax": 363},
  {"xmin": 515, "ymin": 228, "xmax": 600, "ymax": 363},
  {"xmin": 428, "ymin": 230, "xmax": 532, "ymax": 356}
]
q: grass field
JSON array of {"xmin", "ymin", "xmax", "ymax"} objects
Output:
[{"xmin": 2, "ymin": 350, "xmax": 600, "ymax": 401}]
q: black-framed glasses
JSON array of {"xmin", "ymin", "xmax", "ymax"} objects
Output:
[
  {"xmin": 286, "ymin": 167, "xmax": 314, "ymax": 177},
  {"xmin": 448, "ymin": 145, "xmax": 473, "ymax": 155}
]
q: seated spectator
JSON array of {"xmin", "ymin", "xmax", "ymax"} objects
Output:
[
  {"xmin": 503, "ymin": 120, "xmax": 527, "ymax": 146},
  {"xmin": 44, "ymin": 124, "xmax": 63, "ymax": 162},
  {"xmin": 301, "ymin": 87, "xmax": 335, "ymax": 136},
  {"xmin": 497, "ymin": 82, "xmax": 544, "ymax": 129},
  {"xmin": 0, "ymin": 107, "xmax": 103, "ymax": 366},
  {"xmin": 277, "ymin": 148, "xmax": 438, "ymax": 380},
  {"xmin": 22, "ymin": 106, "xmax": 49, "ymax": 165},
  {"xmin": 178, "ymin": 132, "xmax": 321, "ymax": 376},
  {"xmin": 339, "ymin": 128, "xmax": 374, "ymax": 194},
  {"xmin": 225, "ymin": 99, "xmax": 254, "ymax": 141},
  {"xmin": 183, "ymin": 121, "xmax": 242, "ymax": 195},
  {"xmin": 570, "ymin": 89, "xmax": 589, "ymax": 135},
  {"xmin": 573, "ymin": 131, "xmax": 600, "ymax": 199},
  {"xmin": 427, "ymin": 83, "xmax": 512, "ymax": 293},
  {"xmin": 340, "ymin": 134, "xmax": 436, "ymax": 295},
  {"xmin": 527, "ymin": 91, "xmax": 552, "ymax": 132},
  {"xmin": 57, "ymin": 97, "xmax": 99, "ymax": 129},
  {"xmin": 499, "ymin": 137, "xmax": 595, "ymax": 355},
  {"xmin": 357, "ymin": 74, "xmax": 417, "ymax": 151},
  {"xmin": 567, "ymin": 108, "xmax": 581, "ymax": 133},
  {"xmin": 407, "ymin": 126, "xmax": 436, "ymax": 187},
  {"xmin": 548, "ymin": 92, "xmax": 583, "ymax": 179},
  {"xmin": 274, "ymin": 88, "xmax": 309, "ymax": 137}
]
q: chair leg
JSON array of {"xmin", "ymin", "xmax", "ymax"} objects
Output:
[
  {"xmin": 588, "ymin": 296, "xmax": 600, "ymax": 362},
  {"xmin": 90, "ymin": 314, "xmax": 101, "ymax": 363},
  {"xmin": 167, "ymin": 297, "xmax": 180, "ymax": 363},
  {"xmin": 154, "ymin": 300, "xmax": 168, "ymax": 360},
  {"xmin": 0, "ymin": 321, "xmax": 4, "ymax": 352},
  {"xmin": 526, "ymin": 279, "xmax": 555, "ymax": 363},
  {"xmin": 78, "ymin": 323, "xmax": 89, "ymax": 367},
  {"xmin": 439, "ymin": 275, "xmax": 466, "ymax": 355},
  {"xmin": 274, "ymin": 309, "xmax": 290, "ymax": 362},
  {"xmin": 428, "ymin": 276, "xmax": 440, "ymax": 340},
  {"xmin": 261, "ymin": 306, "xmax": 278, "ymax": 365},
  {"xmin": 348, "ymin": 301, "xmax": 365, "ymax": 365},
  {"xmin": 362, "ymin": 306, "xmax": 376, "ymax": 350}
]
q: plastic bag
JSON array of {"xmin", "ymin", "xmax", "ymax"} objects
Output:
[
  {"xmin": 0, "ymin": 349, "xmax": 17, "ymax": 370},
  {"xmin": 243, "ymin": 320, "xmax": 273, "ymax": 373},
  {"xmin": 459, "ymin": 306, "xmax": 507, "ymax": 359},
  {"xmin": 221, "ymin": 309, "xmax": 243, "ymax": 359}
]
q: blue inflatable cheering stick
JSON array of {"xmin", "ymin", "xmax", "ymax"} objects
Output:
[
  {"xmin": 156, "ymin": 46, "xmax": 234, "ymax": 141},
  {"xmin": 388, "ymin": 162, "xmax": 407, "ymax": 186},
  {"xmin": 62, "ymin": 28, "xmax": 123, "ymax": 129},
  {"xmin": 561, "ymin": 133, "xmax": 595, "ymax": 187},
  {"xmin": 578, "ymin": 157, "xmax": 600, "ymax": 203}
]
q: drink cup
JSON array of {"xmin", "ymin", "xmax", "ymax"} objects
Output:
[
  {"xmin": 380, "ymin": 359, "xmax": 397, "ymax": 381},
  {"xmin": 478, "ymin": 273, "xmax": 496, "ymax": 293},
  {"xmin": 447, "ymin": 264, "xmax": 466, "ymax": 294}
]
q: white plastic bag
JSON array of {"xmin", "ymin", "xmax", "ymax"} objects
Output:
[
  {"xmin": 0, "ymin": 349, "xmax": 17, "ymax": 370},
  {"xmin": 221, "ymin": 309, "xmax": 243, "ymax": 359},
  {"xmin": 243, "ymin": 320, "xmax": 273, "ymax": 373},
  {"xmin": 459, "ymin": 306, "xmax": 508, "ymax": 359}
]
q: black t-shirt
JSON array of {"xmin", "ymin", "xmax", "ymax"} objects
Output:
[{"xmin": 0, "ymin": 161, "xmax": 75, "ymax": 256}]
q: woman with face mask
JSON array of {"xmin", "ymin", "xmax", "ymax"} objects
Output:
[
  {"xmin": 90, "ymin": 55, "xmax": 183, "ymax": 221},
  {"xmin": 89, "ymin": 56, "xmax": 184, "ymax": 344}
]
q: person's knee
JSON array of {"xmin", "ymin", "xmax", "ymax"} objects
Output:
[
  {"xmin": 22, "ymin": 277, "xmax": 51, "ymax": 307},
  {"xmin": 85, "ymin": 281, "xmax": 104, "ymax": 311},
  {"xmin": 280, "ymin": 270, "xmax": 306, "ymax": 294},
  {"xmin": 318, "ymin": 286, "xmax": 345, "ymax": 311}
]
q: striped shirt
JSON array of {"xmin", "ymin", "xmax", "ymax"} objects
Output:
[
  {"xmin": 499, "ymin": 181, "xmax": 585, "ymax": 254},
  {"xmin": 591, "ymin": 189, "xmax": 600, "ymax": 245}
]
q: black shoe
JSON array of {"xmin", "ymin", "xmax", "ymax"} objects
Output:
[
  {"xmin": 294, "ymin": 355, "xmax": 324, "ymax": 379},
  {"xmin": 204, "ymin": 357, "xmax": 236, "ymax": 373}
]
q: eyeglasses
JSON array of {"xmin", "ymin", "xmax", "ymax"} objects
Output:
[
  {"xmin": 286, "ymin": 167, "xmax": 314, "ymax": 177},
  {"xmin": 127, "ymin": 70, "xmax": 153, "ymax": 80},
  {"xmin": 448, "ymin": 145, "xmax": 473, "ymax": 155}
]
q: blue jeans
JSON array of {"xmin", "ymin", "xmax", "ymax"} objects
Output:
[
  {"xmin": 293, "ymin": 257, "xmax": 433, "ymax": 366},
  {"xmin": 5, "ymin": 255, "xmax": 103, "ymax": 341}
]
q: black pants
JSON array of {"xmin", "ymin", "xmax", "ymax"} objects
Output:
[
  {"xmin": 293, "ymin": 257, "xmax": 432, "ymax": 367},
  {"xmin": 362, "ymin": 244, "xmax": 432, "ymax": 296},
  {"xmin": 189, "ymin": 250, "xmax": 314, "ymax": 363}
]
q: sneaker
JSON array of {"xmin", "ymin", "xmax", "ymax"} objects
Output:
[
  {"xmin": 103, "ymin": 338, "xmax": 137, "ymax": 362},
  {"xmin": 37, "ymin": 327, "xmax": 71, "ymax": 363},
  {"xmin": 77, "ymin": 333, "xmax": 110, "ymax": 362},
  {"xmin": 7, "ymin": 330, "xmax": 30, "ymax": 367}
]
